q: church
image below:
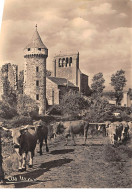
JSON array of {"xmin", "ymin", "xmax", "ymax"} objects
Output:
[{"xmin": 23, "ymin": 26, "xmax": 89, "ymax": 114}]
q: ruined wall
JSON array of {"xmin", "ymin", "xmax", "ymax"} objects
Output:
[
  {"xmin": 0, "ymin": 71, "xmax": 3, "ymax": 100},
  {"xmin": 0, "ymin": 63, "xmax": 18, "ymax": 99}
]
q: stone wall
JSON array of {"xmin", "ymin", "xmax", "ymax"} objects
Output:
[
  {"xmin": 24, "ymin": 55, "xmax": 47, "ymax": 114},
  {"xmin": 0, "ymin": 71, "xmax": 3, "ymax": 100},
  {"xmin": 121, "ymin": 92, "xmax": 131, "ymax": 107},
  {"xmin": 0, "ymin": 63, "xmax": 18, "ymax": 99},
  {"xmin": 46, "ymin": 77, "xmax": 79, "ymax": 105},
  {"xmin": 58, "ymin": 85, "xmax": 79, "ymax": 103},
  {"xmin": 53, "ymin": 53, "xmax": 79, "ymax": 86},
  {"xmin": 46, "ymin": 78, "xmax": 60, "ymax": 105}
]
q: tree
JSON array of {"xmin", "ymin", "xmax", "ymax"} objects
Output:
[
  {"xmin": 110, "ymin": 69, "xmax": 127, "ymax": 105},
  {"xmin": 91, "ymin": 73, "xmax": 105, "ymax": 96}
]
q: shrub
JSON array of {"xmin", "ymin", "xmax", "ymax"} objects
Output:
[
  {"xmin": 47, "ymin": 105, "xmax": 62, "ymax": 115},
  {"xmin": 17, "ymin": 94, "xmax": 39, "ymax": 116},
  {"xmin": 4, "ymin": 115, "xmax": 33, "ymax": 128},
  {"xmin": 3, "ymin": 153, "xmax": 19, "ymax": 175},
  {"xmin": 104, "ymin": 145, "xmax": 122, "ymax": 162},
  {"xmin": 0, "ymin": 101, "xmax": 18, "ymax": 119}
]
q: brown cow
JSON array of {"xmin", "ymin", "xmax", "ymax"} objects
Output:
[
  {"xmin": 33, "ymin": 120, "xmax": 49, "ymax": 155},
  {"xmin": 2, "ymin": 120, "xmax": 49, "ymax": 172},
  {"xmin": 8, "ymin": 125, "xmax": 37, "ymax": 172},
  {"xmin": 53, "ymin": 120, "xmax": 89, "ymax": 145}
]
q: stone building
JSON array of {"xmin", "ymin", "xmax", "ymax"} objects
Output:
[
  {"xmin": 0, "ymin": 27, "xmax": 89, "ymax": 112},
  {"xmin": 23, "ymin": 25, "xmax": 48, "ymax": 115},
  {"xmin": 46, "ymin": 77, "xmax": 79, "ymax": 105},
  {"xmin": 121, "ymin": 91, "xmax": 131, "ymax": 107},
  {"xmin": 52, "ymin": 52, "xmax": 89, "ymax": 96},
  {"xmin": 0, "ymin": 63, "xmax": 18, "ymax": 100},
  {"xmin": 105, "ymin": 91, "xmax": 132, "ymax": 107}
]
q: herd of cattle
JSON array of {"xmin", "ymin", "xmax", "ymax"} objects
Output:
[{"xmin": 1, "ymin": 119, "xmax": 132, "ymax": 172}]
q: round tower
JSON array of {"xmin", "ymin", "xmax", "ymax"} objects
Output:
[{"xmin": 24, "ymin": 25, "xmax": 48, "ymax": 115}]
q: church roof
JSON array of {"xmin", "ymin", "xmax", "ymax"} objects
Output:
[
  {"xmin": 24, "ymin": 25, "xmax": 47, "ymax": 49},
  {"xmin": 47, "ymin": 77, "xmax": 78, "ymax": 88}
]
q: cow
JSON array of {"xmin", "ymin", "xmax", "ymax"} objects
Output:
[
  {"xmin": 128, "ymin": 121, "xmax": 132, "ymax": 131},
  {"xmin": 53, "ymin": 120, "xmax": 89, "ymax": 145},
  {"xmin": 121, "ymin": 121, "xmax": 129, "ymax": 141},
  {"xmin": 97, "ymin": 124, "xmax": 107, "ymax": 136},
  {"xmin": 106, "ymin": 122, "xmax": 123, "ymax": 145},
  {"xmin": 114, "ymin": 122, "xmax": 123, "ymax": 142},
  {"xmin": 106, "ymin": 122, "xmax": 116, "ymax": 145},
  {"xmin": 2, "ymin": 120, "xmax": 49, "ymax": 172},
  {"xmin": 33, "ymin": 120, "xmax": 49, "ymax": 155},
  {"xmin": 50, "ymin": 121, "xmax": 64, "ymax": 139},
  {"xmin": 105, "ymin": 121, "xmax": 111, "ymax": 136},
  {"xmin": 6, "ymin": 125, "xmax": 37, "ymax": 172}
]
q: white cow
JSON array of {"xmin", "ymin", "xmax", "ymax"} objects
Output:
[{"xmin": 106, "ymin": 123, "xmax": 117, "ymax": 144}]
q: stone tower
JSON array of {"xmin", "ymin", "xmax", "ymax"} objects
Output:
[
  {"xmin": 24, "ymin": 25, "xmax": 48, "ymax": 115},
  {"xmin": 53, "ymin": 52, "xmax": 79, "ymax": 86}
]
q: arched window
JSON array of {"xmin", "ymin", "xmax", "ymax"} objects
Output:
[
  {"xmin": 66, "ymin": 58, "xmax": 68, "ymax": 67},
  {"xmin": 59, "ymin": 58, "xmax": 61, "ymax": 67},
  {"xmin": 62, "ymin": 58, "xmax": 66, "ymax": 67},
  {"xmin": 69, "ymin": 57, "xmax": 72, "ymax": 66}
]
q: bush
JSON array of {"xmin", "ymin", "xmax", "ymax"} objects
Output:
[
  {"xmin": 0, "ymin": 101, "xmax": 18, "ymax": 119},
  {"xmin": 4, "ymin": 115, "xmax": 33, "ymax": 128},
  {"xmin": 17, "ymin": 94, "xmax": 39, "ymax": 116},
  {"xmin": 3, "ymin": 153, "xmax": 19, "ymax": 175},
  {"xmin": 47, "ymin": 105, "xmax": 62, "ymax": 115}
]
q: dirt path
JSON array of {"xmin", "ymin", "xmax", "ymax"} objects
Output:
[{"xmin": 2, "ymin": 133, "xmax": 132, "ymax": 188}]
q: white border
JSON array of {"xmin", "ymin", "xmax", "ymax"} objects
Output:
[
  {"xmin": 0, "ymin": 0, "xmax": 131, "ymax": 194},
  {"xmin": 0, "ymin": 0, "xmax": 4, "ymax": 31}
]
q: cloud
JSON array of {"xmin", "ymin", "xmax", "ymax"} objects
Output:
[
  {"xmin": 119, "ymin": 13, "xmax": 127, "ymax": 18},
  {"xmin": 0, "ymin": 0, "xmax": 132, "ymax": 90},
  {"xmin": 91, "ymin": 3, "xmax": 117, "ymax": 15}
]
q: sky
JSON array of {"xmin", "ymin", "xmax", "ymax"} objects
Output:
[{"xmin": 0, "ymin": 0, "xmax": 132, "ymax": 90}]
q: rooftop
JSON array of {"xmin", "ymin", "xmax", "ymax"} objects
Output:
[
  {"xmin": 47, "ymin": 77, "xmax": 78, "ymax": 88},
  {"xmin": 24, "ymin": 25, "xmax": 47, "ymax": 49}
]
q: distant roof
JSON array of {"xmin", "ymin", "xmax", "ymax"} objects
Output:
[
  {"xmin": 24, "ymin": 26, "xmax": 47, "ymax": 49},
  {"xmin": 47, "ymin": 77, "xmax": 77, "ymax": 88}
]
